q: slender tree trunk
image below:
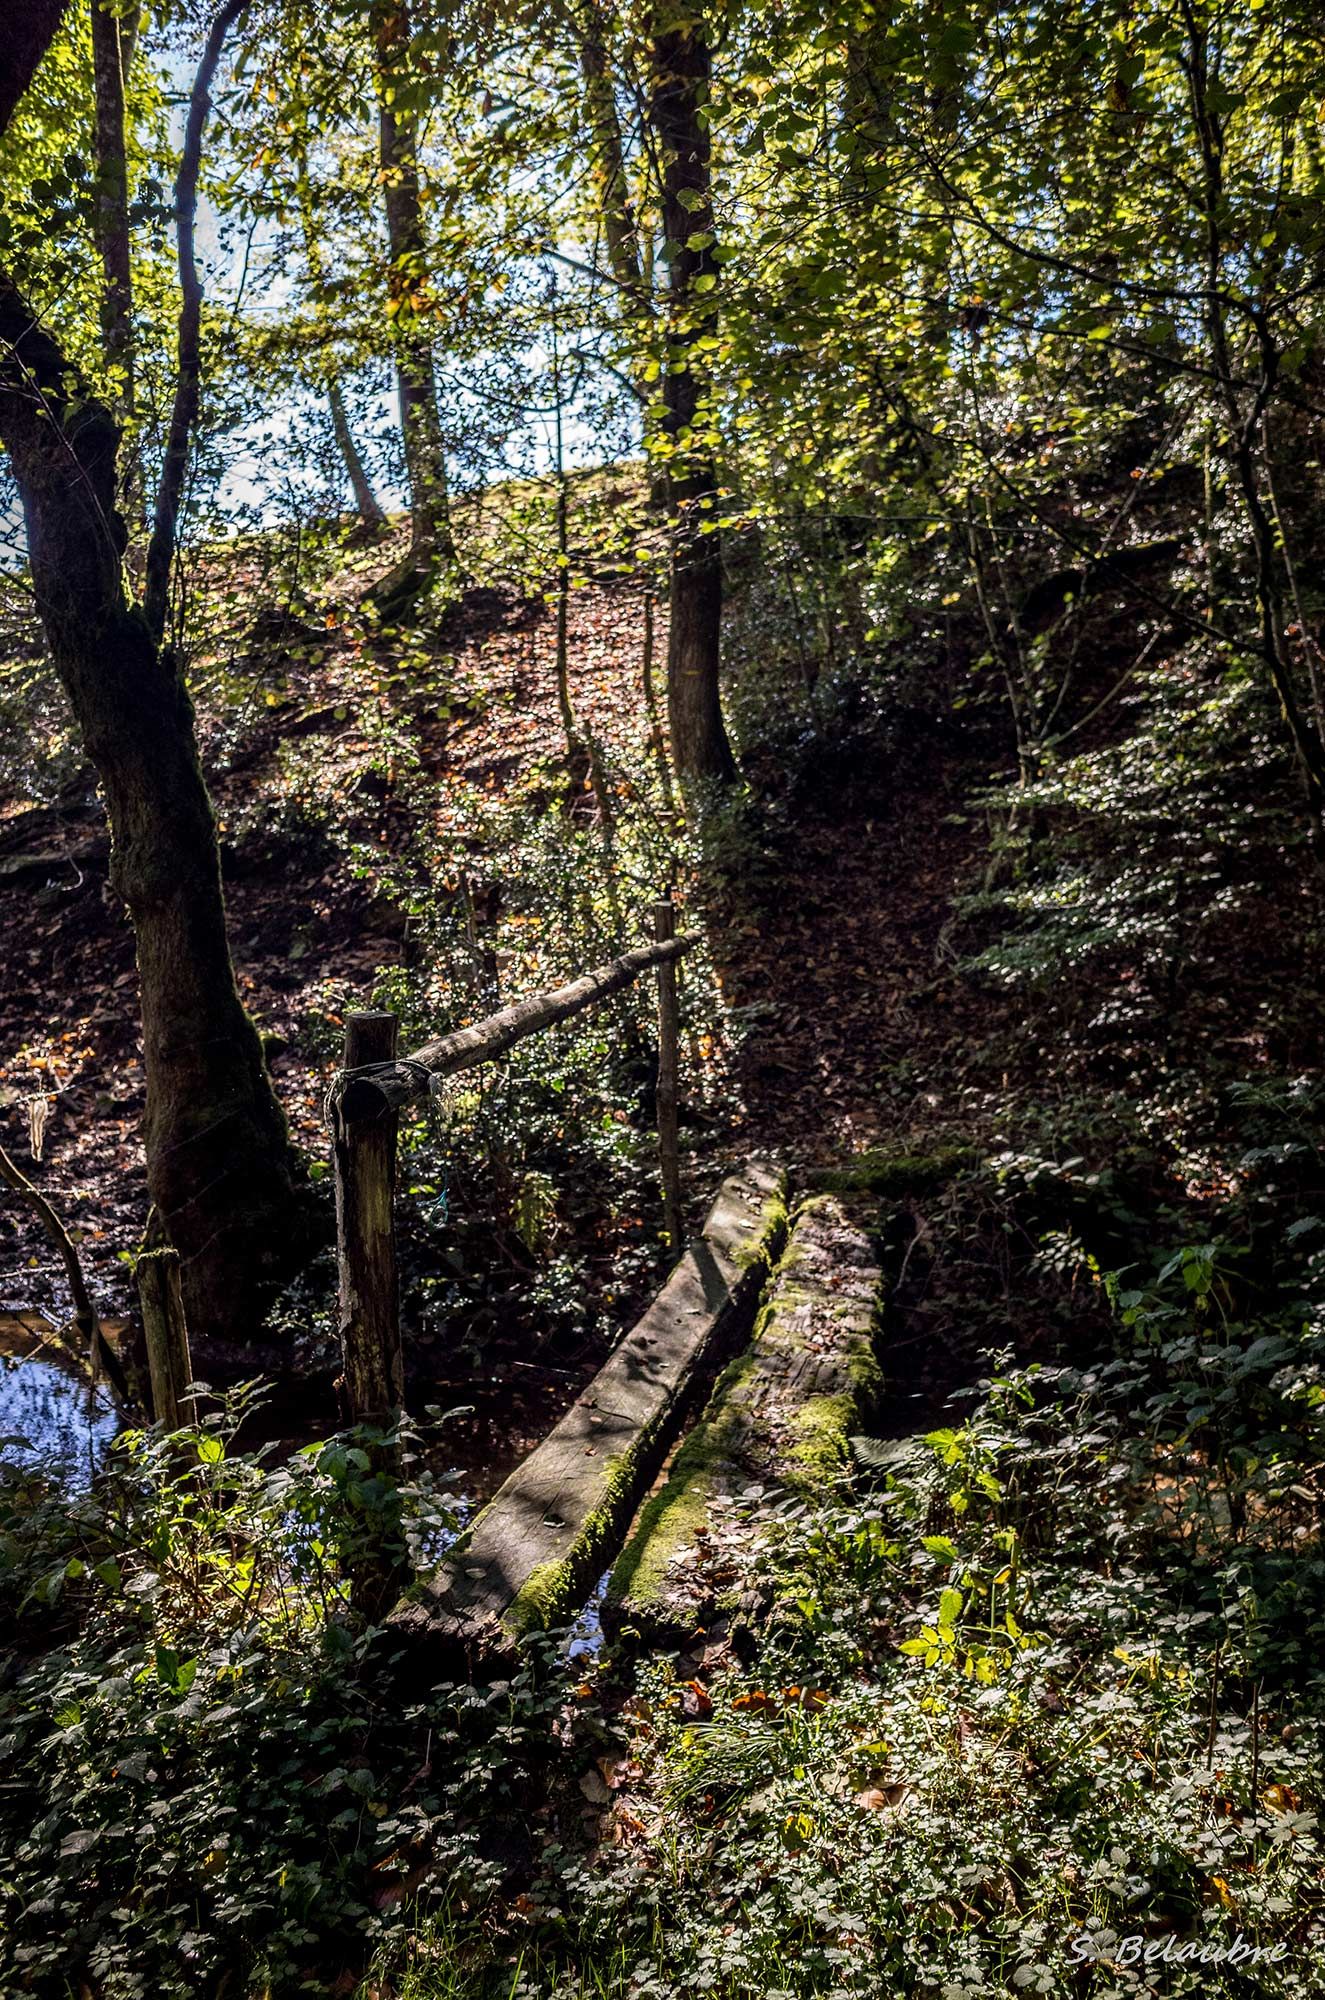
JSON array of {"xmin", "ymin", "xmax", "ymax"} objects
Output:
[
  {"xmin": 0, "ymin": 285, "xmax": 307, "ymax": 1357},
  {"xmin": 373, "ymin": 0, "xmax": 456, "ymax": 568},
  {"xmin": 554, "ymin": 468, "xmax": 577, "ymax": 754},
  {"xmin": 641, "ymin": 586, "xmax": 678, "ymax": 816},
  {"xmin": 547, "ymin": 277, "xmax": 583, "ymax": 769},
  {"xmin": 143, "ymin": 0, "xmax": 248, "ymax": 645},
  {"xmin": 1182, "ymin": 3, "xmax": 1325, "ymax": 821},
  {"xmin": 572, "ymin": 0, "xmax": 669, "ymax": 514},
  {"xmin": 291, "ymin": 117, "xmax": 388, "ymax": 538},
  {"xmin": 646, "ymin": 6, "xmax": 735, "ymax": 786},
  {"xmin": 574, "ymin": 0, "xmax": 648, "ymax": 318},
  {"xmin": 0, "ymin": 6, "xmax": 308, "ymax": 1358},
  {"xmin": 89, "ymin": 0, "xmax": 139, "ymax": 521},
  {"xmin": 329, "ymin": 379, "xmax": 388, "ymax": 535},
  {"xmin": 0, "ymin": 1139, "xmax": 130, "ymax": 1404}
]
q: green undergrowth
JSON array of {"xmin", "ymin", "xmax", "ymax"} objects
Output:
[
  {"xmin": 801, "ymin": 1145, "xmax": 981, "ymax": 1198},
  {"xmin": 369, "ymin": 1148, "xmax": 1325, "ymax": 1999},
  {"xmin": 0, "ymin": 1390, "xmax": 570, "ymax": 1998},
  {"xmin": 7, "ymin": 1116, "xmax": 1325, "ymax": 1997}
]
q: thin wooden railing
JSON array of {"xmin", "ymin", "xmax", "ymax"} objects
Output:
[{"xmin": 326, "ymin": 905, "xmax": 693, "ymax": 1424}]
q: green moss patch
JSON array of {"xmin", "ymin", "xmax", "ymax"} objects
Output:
[
  {"xmin": 607, "ymin": 1194, "xmax": 886, "ymax": 1637},
  {"xmin": 802, "ymin": 1145, "xmax": 979, "ymax": 1197}
]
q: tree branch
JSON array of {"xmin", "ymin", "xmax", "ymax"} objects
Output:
[
  {"xmin": 142, "ymin": 0, "xmax": 251, "ymax": 645},
  {"xmin": 0, "ymin": 1137, "xmax": 130, "ymax": 1405}
]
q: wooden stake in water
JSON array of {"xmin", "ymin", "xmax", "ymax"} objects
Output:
[{"xmin": 136, "ymin": 1245, "xmax": 194, "ymax": 1428}]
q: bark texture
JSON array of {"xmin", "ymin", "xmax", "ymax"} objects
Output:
[
  {"xmin": 647, "ymin": 7, "xmax": 736, "ymax": 785},
  {"xmin": 331, "ymin": 1013, "xmax": 403, "ymax": 1426}
]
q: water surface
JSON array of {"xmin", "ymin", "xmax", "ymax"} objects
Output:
[{"xmin": 0, "ymin": 1315, "xmax": 119, "ymax": 1488}]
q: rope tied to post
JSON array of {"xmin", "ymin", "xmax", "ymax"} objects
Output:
[{"xmin": 324, "ymin": 1056, "xmax": 436, "ymax": 1131}]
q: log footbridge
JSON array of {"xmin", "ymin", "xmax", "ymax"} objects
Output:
[{"xmin": 324, "ymin": 906, "xmax": 887, "ymax": 1672}]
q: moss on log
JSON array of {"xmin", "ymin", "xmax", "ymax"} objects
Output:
[
  {"xmin": 386, "ymin": 1161, "xmax": 786, "ymax": 1674},
  {"xmin": 605, "ymin": 1193, "xmax": 884, "ymax": 1645}
]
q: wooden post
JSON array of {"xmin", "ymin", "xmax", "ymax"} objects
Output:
[
  {"xmin": 136, "ymin": 1245, "xmax": 194, "ymax": 1428},
  {"xmin": 652, "ymin": 899, "xmax": 684, "ymax": 1256},
  {"xmin": 331, "ymin": 1010, "xmax": 403, "ymax": 1426}
]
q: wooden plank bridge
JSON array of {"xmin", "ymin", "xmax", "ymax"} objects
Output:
[{"xmin": 130, "ymin": 900, "xmax": 894, "ymax": 1671}]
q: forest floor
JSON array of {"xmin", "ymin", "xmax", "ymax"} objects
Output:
[
  {"xmin": 0, "ymin": 533, "xmax": 993, "ymax": 1489},
  {"xmin": 4, "ymin": 514, "xmax": 1325, "ymax": 2000}
]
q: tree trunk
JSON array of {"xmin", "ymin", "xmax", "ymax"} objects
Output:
[
  {"xmin": 373, "ymin": 0, "xmax": 456, "ymax": 568},
  {"xmin": 647, "ymin": 8, "xmax": 735, "ymax": 786},
  {"xmin": 329, "ymin": 380, "xmax": 389, "ymax": 535},
  {"xmin": 574, "ymin": 0, "xmax": 648, "ymax": 319},
  {"xmin": 0, "ymin": 3, "xmax": 305, "ymax": 1358},
  {"xmin": 143, "ymin": 0, "xmax": 249, "ymax": 645},
  {"xmin": 0, "ymin": 0, "xmax": 67, "ymax": 133},
  {"xmin": 0, "ymin": 284, "xmax": 308, "ymax": 1359},
  {"xmin": 572, "ymin": 0, "xmax": 669, "ymax": 513},
  {"xmin": 291, "ymin": 114, "xmax": 388, "ymax": 539},
  {"xmin": 1182, "ymin": 3, "xmax": 1325, "ymax": 822}
]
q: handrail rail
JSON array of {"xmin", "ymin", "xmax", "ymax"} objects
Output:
[
  {"xmin": 326, "ymin": 909, "xmax": 692, "ymax": 1427},
  {"xmin": 332, "ymin": 931, "xmax": 694, "ymax": 1122}
]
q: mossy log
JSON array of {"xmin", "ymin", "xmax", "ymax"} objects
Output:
[
  {"xmin": 605, "ymin": 1193, "xmax": 883, "ymax": 1646},
  {"xmin": 386, "ymin": 1162, "xmax": 786, "ymax": 1675},
  {"xmin": 801, "ymin": 1145, "xmax": 978, "ymax": 1198}
]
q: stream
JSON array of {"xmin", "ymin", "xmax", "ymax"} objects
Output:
[
  {"xmin": 0, "ymin": 1317, "xmax": 614, "ymax": 1659},
  {"xmin": 0, "ymin": 1314, "xmax": 120, "ymax": 1488}
]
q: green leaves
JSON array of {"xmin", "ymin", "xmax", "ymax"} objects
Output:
[
  {"xmin": 153, "ymin": 1645, "xmax": 198, "ymax": 1697},
  {"xmin": 937, "ymin": 1586, "xmax": 965, "ymax": 1630}
]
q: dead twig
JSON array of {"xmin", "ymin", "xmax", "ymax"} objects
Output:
[{"xmin": 0, "ymin": 1137, "xmax": 130, "ymax": 1406}]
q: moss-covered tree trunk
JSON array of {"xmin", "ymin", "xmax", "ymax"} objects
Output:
[
  {"xmin": 646, "ymin": 5, "xmax": 735, "ymax": 787},
  {"xmin": 0, "ymin": 279, "xmax": 307, "ymax": 1357}
]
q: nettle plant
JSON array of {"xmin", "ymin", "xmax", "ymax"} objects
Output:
[{"xmin": 0, "ymin": 1391, "xmax": 479, "ymax": 1997}]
